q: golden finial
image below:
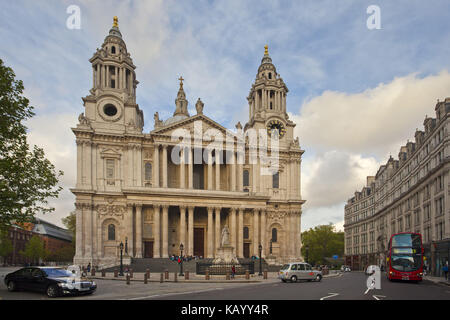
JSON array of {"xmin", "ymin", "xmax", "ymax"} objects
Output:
[
  {"xmin": 113, "ymin": 16, "xmax": 119, "ymax": 28},
  {"xmin": 178, "ymin": 76, "xmax": 184, "ymax": 87},
  {"xmin": 264, "ymin": 44, "xmax": 269, "ymax": 55}
]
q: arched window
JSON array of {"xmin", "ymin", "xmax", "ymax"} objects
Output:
[
  {"xmin": 145, "ymin": 162, "xmax": 152, "ymax": 181},
  {"xmin": 272, "ymin": 228, "xmax": 277, "ymax": 242},
  {"xmin": 111, "ymin": 46, "xmax": 116, "ymax": 54},
  {"xmin": 269, "ymin": 73, "xmax": 272, "ymax": 79},
  {"xmin": 108, "ymin": 224, "xmax": 116, "ymax": 241},
  {"xmin": 243, "ymin": 227, "xmax": 249, "ymax": 239},
  {"xmin": 243, "ymin": 170, "xmax": 249, "ymax": 187},
  {"xmin": 272, "ymin": 171, "xmax": 279, "ymax": 189}
]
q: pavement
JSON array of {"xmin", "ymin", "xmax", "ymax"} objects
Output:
[{"xmin": 423, "ymin": 274, "xmax": 450, "ymax": 287}]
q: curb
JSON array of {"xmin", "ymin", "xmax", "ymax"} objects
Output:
[{"xmin": 90, "ymin": 276, "xmax": 265, "ymax": 284}]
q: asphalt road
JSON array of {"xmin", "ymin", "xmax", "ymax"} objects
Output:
[
  {"xmin": 1, "ymin": 268, "xmax": 449, "ymax": 300},
  {"xmin": 154, "ymin": 272, "xmax": 450, "ymax": 300}
]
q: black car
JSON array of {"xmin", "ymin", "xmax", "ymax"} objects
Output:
[{"xmin": 4, "ymin": 267, "xmax": 97, "ymax": 298}]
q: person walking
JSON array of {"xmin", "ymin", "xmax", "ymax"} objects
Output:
[
  {"xmin": 231, "ymin": 265, "xmax": 236, "ymax": 279},
  {"xmin": 443, "ymin": 262, "xmax": 449, "ymax": 281}
]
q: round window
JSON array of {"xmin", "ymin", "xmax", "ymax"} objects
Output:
[{"xmin": 104, "ymin": 104, "xmax": 118, "ymax": 117}]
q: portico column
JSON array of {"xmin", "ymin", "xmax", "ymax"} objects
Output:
[
  {"xmin": 180, "ymin": 205, "xmax": 186, "ymax": 249},
  {"xmin": 188, "ymin": 148, "xmax": 193, "ymax": 189},
  {"xmin": 153, "ymin": 143, "xmax": 159, "ymax": 187},
  {"xmin": 291, "ymin": 211, "xmax": 296, "ymax": 258},
  {"xmin": 237, "ymin": 151, "xmax": 243, "ymax": 191},
  {"xmin": 162, "ymin": 144, "xmax": 168, "ymax": 188},
  {"xmin": 207, "ymin": 207, "xmax": 214, "ymax": 258},
  {"xmin": 215, "ymin": 207, "xmax": 221, "ymax": 255},
  {"xmin": 162, "ymin": 204, "xmax": 169, "ymax": 258},
  {"xmin": 261, "ymin": 209, "xmax": 267, "ymax": 258},
  {"xmin": 231, "ymin": 151, "xmax": 236, "ymax": 192},
  {"xmin": 284, "ymin": 212, "xmax": 290, "ymax": 259},
  {"xmin": 252, "ymin": 151, "xmax": 258, "ymax": 193},
  {"xmin": 180, "ymin": 147, "xmax": 185, "ymax": 189},
  {"xmin": 215, "ymin": 151, "xmax": 220, "ymax": 191},
  {"xmin": 135, "ymin": 204, "xmax": 143, "ymax": 258},
  {"xmin": 153, "ymin": 204, "xmax": 161, "ymax": 258},
  {"xmin": 253, "ymin": 209, "xmax": 259, "ymax": 256},
  {"xmin": 238, "ymin": 208, "xmax": 244, "ymax": 258},
  {"xmin": 127, "ymin": 204, "xmax": 134, "ymax": 257},
  {"xmin": 75, "ymin": 203, "xmax": 83, "ymax": 258},
  {"xmin": 188, "ymin": 206, "xmax": 194, "ymax": 256},
  {"xmin": 207, "ymin": 149, "xmax": 213, "ymax": 190},
  {"xmin": 230, "ymin": 208, "xmax": 237, "ymax": 251}
]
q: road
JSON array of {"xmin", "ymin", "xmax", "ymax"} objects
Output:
[{"xmin": 1, "ymin": 267, "xmax": 449, "ymax": 300}]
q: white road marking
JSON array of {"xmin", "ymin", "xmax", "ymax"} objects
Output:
[
  {"xmin": 320, "ymin": 293, "xmax": 339, "ymax": 300},
  {"xmin": 373, "ymin": 295, "xmax": 386, "ymax": 300},
  {"xmin": 125, "ymin": 287, "xmax": 224, "ymax": 300}
]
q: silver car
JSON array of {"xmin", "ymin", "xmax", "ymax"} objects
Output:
[{"xmin": 278, "ymin": 262, "xmax": 322, "ymax": 283}]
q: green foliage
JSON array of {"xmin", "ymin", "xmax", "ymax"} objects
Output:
[
  {"xmin": 0, "ymin": 230, "xmax": 13, "ymax": 263},
  {"xmin": 301, "ymin": 224, "xmax": 344, "ymax": 266},
  {"xmin": 62, "ymin": 212, "xmax": 76, "ymax": 240},
  {"xmin": 20, "ymin": 235, "xmax": 47, "ymax": 265},
  {"xmin": 0, "ymin": 59, "xmax": 63, "ymax": 229},
  {"xmin": 46, "ymin": 245, "xmax": 75, "ymax": 262}
]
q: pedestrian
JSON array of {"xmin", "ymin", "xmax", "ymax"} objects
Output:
[
  {"xmin": 443, "ymin": 262, "xmax": 449, "ymax": 281},
  {"xmin": 87, "ymin": 262, "xmax": 91, "ymax": 273},
  {"xmin": 231, "ymin": 265, "xmax": 236, "ymax": 279}
]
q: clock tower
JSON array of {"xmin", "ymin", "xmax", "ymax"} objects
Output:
[{"xmin": 245, "ymin": 45, "xmax": 296, "ymax": 145}]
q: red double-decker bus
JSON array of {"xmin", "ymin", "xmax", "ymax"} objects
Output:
[{"xmin": 387, "ymin": 232, "xmax": 424, "ymax": 282}]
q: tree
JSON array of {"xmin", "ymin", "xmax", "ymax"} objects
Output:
[
  {"xmin": 301, "ymin": 224, "xmax": 344, "ymax": 266},
  {"xmin": 0, "ymin": 59, "xmax": 63, "ymax": 229},
  {"xmin": 20, "ymin": 235, "xmax": 48, "ymax": 265},
  {"xmin": 62, "ymin": 211, "xmax": 76, "ymax": 240},
  {"xmin": 0, "ymin": 230, "xmax": 13, "ymax": 266},
  {"xmin": 46, "ymin": 245, "xmax": 75, "ymax": 263}
]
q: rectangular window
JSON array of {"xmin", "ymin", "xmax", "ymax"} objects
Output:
[
  {"xmin": 272, "ymin": 171, "xmax": 279, "ymax": 189},
  {"xmin": 106, "ymin": 159, "xmax": 115, "ymax": 179}
]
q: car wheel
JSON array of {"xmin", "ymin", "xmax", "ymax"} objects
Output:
[
  {"xmin": 7, "ymin": 281, "xmax": 16, "ymax": 292},
  {"xmin": 290, "ymin": 275, "xmax": 297, "ymax": 283},
  {"xmin": 46, "ymin": 285, "xmax": 60, "ymax": 298},
  {"xmin": 315, "ymin": 275, "xmax": 322, "ymax": 282}
]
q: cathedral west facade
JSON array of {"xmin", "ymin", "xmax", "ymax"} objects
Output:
[{"xmin": 72, "ymin": 18, "xmax": 305, "ymax": 267}]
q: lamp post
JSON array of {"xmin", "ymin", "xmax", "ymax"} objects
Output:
[
  {"xmin": 258, "ymin": 244, "xmax": 263, "ymax": 276},
  {"xmin": 119, "ymin": 242, "xmax": 124, "ymax": 276},
  {"xmin": 179, "ymin": 243, "xmax": 184, "ymax": 276}
]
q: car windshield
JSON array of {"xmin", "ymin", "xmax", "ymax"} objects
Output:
[
  {"xmin": 42, "ymin": 268, "xmax": 74, "ymax": 278},
  {"xmin": 280, "ymin": 264, "xmax": 290, "ymax": 271}
]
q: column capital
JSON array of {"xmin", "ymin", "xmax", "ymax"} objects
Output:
[
  {"xmin": 214, "ymin": 206, "xmax": 222, "ymax": 212},
  {"xmin": 135, "ymin": 203, "xmax": 143, "ymax": 209},
  {"xmin": 187, "ymin": 205, "xmax": 195, "ymax": 211},
  {"xmin": 161, "ymin": 203, "xmax": 170, "ymax": 210},
  {"xmin": 179, "ymin": 205, "xmax": 187, "ymax": 211},
  {"xmin": 207, "ymin": 206, "xmax": 214, "ymax": 213},
  {"xmin": 153, "ymin": 203, "xmax": 161, "ymax": 209}
]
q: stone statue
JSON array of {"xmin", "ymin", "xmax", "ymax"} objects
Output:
[
  {"xmin": 196, "ymin": 98, "xmax": 204, "ymax": 115},
  {"xmin": 221, "ymin": 226, "xmax": 230, "ymax": 247},
  {"xmin": 154, "ymin": 112, "xmax": 162, "ymax": 128},
  {"xmin": 235, "ymin": 122, "xmax": 242, "ymax": 130},
  {"xmin": 78, "ymin": 113, "xmax": 90, "ymax": 126}
]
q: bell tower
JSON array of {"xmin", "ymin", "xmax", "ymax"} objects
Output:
[{"xmin": 79, "ymin": 16, "xmax": 143, "ymax": 133}]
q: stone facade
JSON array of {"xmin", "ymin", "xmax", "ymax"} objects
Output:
[
  {"xmin": 71, "ymin": 18, "xmax": 305, "ymax": 267},
  {"xmin": 344, "ymin": 98, "xmax": 450, "ymax": 275}
]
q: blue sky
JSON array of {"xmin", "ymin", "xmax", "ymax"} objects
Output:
[{"xmin": 1, "ymin": 0, "xmax": 450, "ymax": 230}]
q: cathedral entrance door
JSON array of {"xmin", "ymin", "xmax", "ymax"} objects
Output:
[
  {"xmin": 194, "ymin": 228, "xmax": 205, "ymax": 257},
  {"xmin": 243, "ymin": 243, "xmax": 250, "ymax": 258},
  {"xmin": 144, "ymin": 241, "xmax": 153, "ymax": 258}
]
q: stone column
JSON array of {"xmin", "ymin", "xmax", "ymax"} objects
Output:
[
  {"xmin": 180, "ymin": 206, "xmax": 186, "ymax": 249},
  {"xmin": 135, "ymin": 204, "xmax": 143, "ymax": 258},
  {"xmin": 162, "ymin": 145, "xmax": 168, "ymax": 188},
  {"xmin": 180, "ymin": 147, "xmax": 185, "ymax": 189},
  {"xmin": 252, "ymin": 151, "xmax": 258, "ymax": 193},
  {"xmin": 188, "ymin": 148, "xmax": 193, "ymax": 189},
  {"xmin": 231, "ymin": 151, "xmax": 236, "ymax": 191},
  {"xmin": 75, "ymin": 203, "xmax": 83, "ymax": 258},
  {"xmin": 76, "ymin": 141, "xmax": 83, "ymax": 187},
  {"xmin": 230, "ymin": 208, "xmax": 237, "ymax": 252},
  {"xmin": 261, "ymin": 209, "xmax": 267, "ymax": 258},
  {"xmin": 215, "ymin": 207, "xmax": 221, "ymax": 255},
  {"xmin": 136, "ymin": 146, "xmax": 142, "ymax": 187},
  {"xmin": 286, "ymin": 159, "xmax": 291, "ymax": 199},
  {"xmin": 153, "ymin": 204, "xmax": 161, "ymax": 258},
  {"xmin": 297, "ymin": 212, "xmax": 302, "ymax": 259},
  {"xmin": 188, "ymin": 206, "xmax": 194, "ymax": 256},
  {"xmin": 153, "ymin": 143, "xmax": 159, "ymax": 187},
  {"xmin": 84, "ymin": 142, "xmax": 92, "ymax": 187},
  {"xmin": 207, "ymin": 207, "xmax": 214, "ymax": 258},
  {"xmin": 215, "ymin": 151, "xmax": 220, "ymax": 191},
  {"xmin": 106, "ymin": 65, "xmax": 109, "ymax": 88},
  {"xmin": 127, "ymin": 204, "xmax": 134, "ymax": 257},
  {"xmin": 207, "ymin": 149, "xmax": 213, "ymax": 190},
  {"xmin": 238, "ymin": 208, "xmax": 244, "ymax": 258},
  {"xmin": 290, "ymin": 211, "xmax": 296, "ymax": 258},
  {"xmin": 284, "ymin": 212, "xmax": 290, "ymax": 259},
  {"xmin": 128, "ymin": 145, "xmax": 133, "ymax": 187},
  {"xmin": 253, "ymin": 209, "xmax": 259, "ymax": 256},
  {"xmin": 162, "ymin": 204, "xmax": 169, "ymax": 258},
  {"xmin": 237, "ymin": 152, "xmax": 243, "ymax": 191}
]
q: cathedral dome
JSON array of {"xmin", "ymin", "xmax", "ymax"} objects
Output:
[{"xmin": 163, "ymin": 114, "xmax": 189, "ymax": 126}]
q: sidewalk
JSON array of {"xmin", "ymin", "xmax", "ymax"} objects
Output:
[
  {"xmin": 90, "ymin": 271, "xmax": 341, "ymax": 283},
  {"xmin": 423, "ymin": 275, "xmax": 450, "ymax": 287}
]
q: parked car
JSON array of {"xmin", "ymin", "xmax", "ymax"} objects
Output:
[
  {"xmin": 341, "ymin": 265, "xmax": 351, "ymax": 272},
  {"xmin": 278, "ymin": 262, "xmax": 322, "ymax": 283},
  {"xmin": 4, "ymin": 266, "xmax": 97, "ymax": 298}
]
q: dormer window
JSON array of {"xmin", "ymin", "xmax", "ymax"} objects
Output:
[{"xmin": 111, "ymin": 46, "xmax": 116, "ymax": 54}]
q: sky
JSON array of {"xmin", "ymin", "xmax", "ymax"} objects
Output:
[{"xmin": 1, "ymin": 0, "xmax": 450, "ymax": 231}]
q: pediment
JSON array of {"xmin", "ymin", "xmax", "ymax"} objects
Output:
[
  {"xmin": 151, "ymin": 114, "xmax": 236, "ymax": 139},
  {"xmin": 100, "ymin": 147, "xmax": 122, "ymax": 159}
]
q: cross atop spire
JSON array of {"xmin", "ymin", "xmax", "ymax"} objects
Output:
[{"xmin": 178, "ymin": 76, "xmax": 184, "ymax": 87}]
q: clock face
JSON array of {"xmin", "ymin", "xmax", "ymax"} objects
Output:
[{"xmin": 266, "ymin": 119, "xmax": 286, "ymax": 138}]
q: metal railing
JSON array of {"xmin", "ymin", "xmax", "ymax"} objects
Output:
[{"xmin": 196, "ymin": 262, "xmax": 255, "ymax": 275}]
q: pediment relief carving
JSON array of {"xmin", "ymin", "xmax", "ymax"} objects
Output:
[
  {"xmin": 96, "ymin": 204, "xmax": 126, "ymax": 219},
  {"xmin": 100, "ymin": 147, "xmax": 122, "ymax": 159}
]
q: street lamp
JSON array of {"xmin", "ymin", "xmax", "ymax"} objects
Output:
[
  {"xmin": 258, "ymin": 244, "xmax": 263, "ymax": 276},
  {"xmin": 119, "ymin": 242, "xmax": 124, "ymax": 276},
  {"xmin": 179, "ymin": 243, "xmax": 184, "ymax": 276}
]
